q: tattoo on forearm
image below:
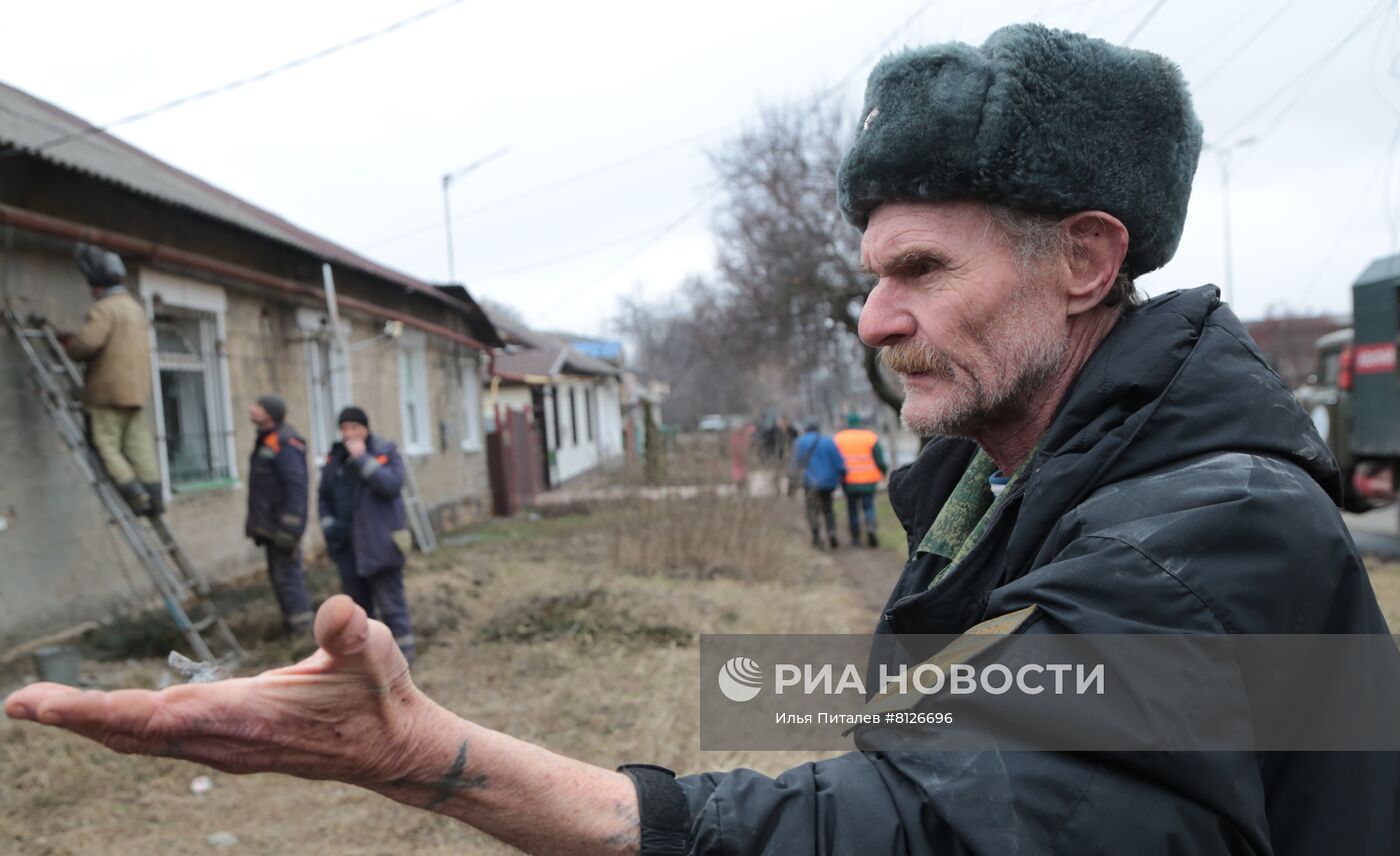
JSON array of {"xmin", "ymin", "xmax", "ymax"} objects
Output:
[{"xmin": 425, "ymin": 739, "xmax": 488, "ymax": 809}]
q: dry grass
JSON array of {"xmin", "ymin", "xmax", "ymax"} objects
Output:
[
  {"xmin": 0, "ymin": 497, "xmax": 869, "ymax": 855},
  {"xmin": 607, "ymin": 494, "xmax": 791, "ymax": 581}
]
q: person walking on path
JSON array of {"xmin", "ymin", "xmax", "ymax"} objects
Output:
[
  {"xmin": 245, "ymin": 394, "xmax": 313, "ymax": 635},
  {"xmin": 791, "ymin": 421, "xmax": 846, "ymax": 548},
  {"xmin": 834, "ymin": 412, "xmax": 889, "ymax": 548}
]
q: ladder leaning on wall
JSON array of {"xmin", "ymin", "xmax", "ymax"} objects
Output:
[{"xmin": 4, "ymin": 308, "xmax": 242, "ymax": 665}]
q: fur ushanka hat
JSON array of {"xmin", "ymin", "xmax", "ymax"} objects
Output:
[{"xmin": 837, "ymin": 23, "xmax": 1203, "ymax": 277}]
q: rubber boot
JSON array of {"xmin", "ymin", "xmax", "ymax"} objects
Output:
[
  {"xmin": 828, "ymin": 533, "xmax": 839, "ymax": 549},
  {"xmin": 118, "ymin": 480, "xmax": 152, "ymax": 515},
  {"xmin": 811, "ymin": 531, "xmax": 821, "ymax": 548},
  {"xmin": 867, "ymin": 531, "xmax": 879, "ymax": 549},
  {"xmin": 142, "ymin": 482, "xmax": 165, "ymax": 517}
]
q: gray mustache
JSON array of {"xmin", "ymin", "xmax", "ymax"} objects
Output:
[{"xmin": 880, "ymin": 342, "xmax": 954, "ymax": 379}]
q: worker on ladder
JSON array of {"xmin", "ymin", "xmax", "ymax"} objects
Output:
[
  {"xmin": 59, "ymin": 243, "xmax": 162, "ymax": 516},
  {"xmin": 245, "ymin": 394, "xmax": 313, "ymax": 635}
]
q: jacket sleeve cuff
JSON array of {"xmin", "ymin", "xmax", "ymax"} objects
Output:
[
  {"xmin": 357, "ymin": 455, "xmax": 380, "ymax": 478},
  {"xmin": 618, "ymin": 764, "xmax": 690, "ymax": 855}
]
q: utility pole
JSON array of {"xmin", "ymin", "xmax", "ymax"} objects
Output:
[
  {"xmin": 441, "ymin": 147, "xmax": 510, "ymax": 283},
  {"xmin": 1206, "ymin": 137, "xmax": 1256, "ymax": 306}
]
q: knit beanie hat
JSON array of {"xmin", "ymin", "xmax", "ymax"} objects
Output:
[
  {"xmin": 336, "ymin": 406, "xmax": 370, "ymax": 429},
  {"xmin": 256, "ymin": 394, "xmax": 287, "ymax": 424}
]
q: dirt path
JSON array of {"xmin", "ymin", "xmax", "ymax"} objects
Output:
[{"xmin": 772, "ymin": 493, "xmax": 906, "ymax": 623}]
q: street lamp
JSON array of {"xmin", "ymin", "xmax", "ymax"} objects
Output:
[
  {"xmin": 1205, "ymin": 137, "xmax": 1256, "ymax": 307},
  {"xmin": 441, "ymin": 147, "xmax": 510, "ymax": 283}
]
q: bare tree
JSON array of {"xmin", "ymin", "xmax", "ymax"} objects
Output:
[{"xmin": 709, "ymin": 99, "xmax": 903, "ymax": 418}]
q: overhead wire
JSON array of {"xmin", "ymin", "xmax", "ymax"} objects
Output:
[
  {"xmin": 533, "ymin": 193, "xmax": 717, "ymax": 323},
  {"xmin": 465, "ymin": 0, "xmax": 943, "ymax": 298},
  {"xmin": 1180, "ymin": 0, "xmax": 1278, "ymax": 66},
  {"xmin": 11, "ymin": 0, "xmax": 472, "ymax": 156},
  {"xmin": 1121, "ymin": 0, "xmax": 1167, "ymax": 46},
  {"xmin": 1193, "ymin": 0, "xmax": 1300, "ymax": 88},
  {"xmin": 1212, "ymin": 0, "xmax": 1392, "ymax": 146}
]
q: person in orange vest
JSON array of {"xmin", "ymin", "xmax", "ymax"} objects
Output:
[{"xmin": 834, "ymin": 412, "xmax": 889, "ymax": 548}]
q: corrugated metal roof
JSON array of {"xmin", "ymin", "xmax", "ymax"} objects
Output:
[{"xmin": 0, "ymin": 80, "xmax": 467, "ymax": 309}]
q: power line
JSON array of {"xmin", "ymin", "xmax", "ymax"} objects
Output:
[
  {"xmin": 1193, "ymin": 0, "xmax": 1299, "ymax": 88},
  {"xmin": 1212, "ymin": 0, "xmax": 1391, "ymax": 146},
  {"xmin": 366, "ymin": 0, "xmax": 940, "ymax": 255},
  {"xmin": 1181, "ymin": 0, "xmax": 1277, "ymax": 65},
  {"xmin": 1294, "ymin": 130, "xmax": 1396, "ymax": 306},
  {"xmin": 361, "ymin": 131, "xmax": 714, "ymax": 249},
  {"xmin": 469, "ymin": 221, "xmax": 685, "ymax": 282},
  {"xmin": 1122, "ymin": 0, "xmax": 1167, "ymax": 46},
  {"xmin": 819, "ymin": 0, "xmax": 939, "ymax": 99},
  {"xmin": 534, "ymin": 194, "xmax": 715, "ymax": 323},
  {"xmin": 19, "ymin": 0, "xmax": 471, "ymax": 155}
]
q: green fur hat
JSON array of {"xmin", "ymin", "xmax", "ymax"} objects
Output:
[{"xmin": 837, "ymin": 23, "xmax": 1203, "ymax": 277}]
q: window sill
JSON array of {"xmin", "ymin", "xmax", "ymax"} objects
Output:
[
  {"xmin": 460, "ymin": 440, "xmax": 482, "ymax": 454},
  {"xmin": 402, "ymin": 446, "xmax": 433, "ymax": 459},
  {"xmin": 171, "ymin": 477, "xmax": 240, "ymax": 496}
]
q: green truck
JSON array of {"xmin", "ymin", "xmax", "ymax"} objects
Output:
[{"xmin": 1298, "ymin": 253, "xmax": 1400, "ymax": 511}]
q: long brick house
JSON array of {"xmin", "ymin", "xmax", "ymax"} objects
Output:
[{"xmin": 0, "ymin": 81, "xmax": 502, "ymax": 646}]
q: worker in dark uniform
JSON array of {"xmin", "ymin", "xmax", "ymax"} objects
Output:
[
  {"xmin": 317, "ymin": 406, "xmax": 415, "ymax": 664},
  {"xmin": 244, "ymin": 394, "xmax": 312, "ymax": 634}
]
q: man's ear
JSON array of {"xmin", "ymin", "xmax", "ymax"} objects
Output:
[{"xmin": 1061, "ymin": 211, "xmax": 1130, "ymax": 316}]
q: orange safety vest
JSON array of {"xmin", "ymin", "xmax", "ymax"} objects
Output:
[{"xmin": 833, "ymin": 428, "xmax": 882, "ymax": 485}]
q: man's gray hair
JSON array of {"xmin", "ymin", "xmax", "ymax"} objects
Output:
[{"xmin": 987, "ymin": 206, "xmax": 1142, "ymax": 311}]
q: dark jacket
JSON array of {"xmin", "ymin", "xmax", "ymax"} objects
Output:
[
  {"xmin": 648, "ymin": 286, "xmax": 1400, "ymax": 855},
  {"xmin": 792, "ymin": 431, "xmax": 847, "ymax": 491},
  {"xmin": 317, "ymin": 434, "xmax": 408, "ymax": 577},
  {"xmin": 244, "ymin": 423, "xmax": 308, "ymax": 546}
]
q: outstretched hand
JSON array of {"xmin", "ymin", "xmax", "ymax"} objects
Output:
[{"xmin": 4, "ymin": 595, "xmax": 446, "ymax": 787}]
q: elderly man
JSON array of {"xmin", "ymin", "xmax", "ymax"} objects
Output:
[{"xmin": 7, "ymin": 24, "xmax": 1400, "ymax": 855}]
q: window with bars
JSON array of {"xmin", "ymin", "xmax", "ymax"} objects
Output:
[{"xmin": 153, "ymin": 307, "xmax": 234, "ymax": 488}]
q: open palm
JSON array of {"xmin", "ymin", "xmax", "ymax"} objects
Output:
[{"xmin": 4, "ymin": 595, "xmax": 437, "ymax": 787}]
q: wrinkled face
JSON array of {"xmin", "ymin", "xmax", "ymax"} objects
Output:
[
  {"xmin": 857, "ymin": 201, "xmax": 1069, "ymax": 438},
  {"xmin": 339, "ymin": 422, "xmax": 369, "ymax": 445}
]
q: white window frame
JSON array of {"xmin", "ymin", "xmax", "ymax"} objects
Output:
[
  {"xmin": 141, "ymin": 270, "xmax": 238, "ymax": 497},
  {"xmin": 397, "ymin": 331, "xmax": 433, "ymax": 457},
  {"xmin": 460, "ymin": 352, "xmax": 483, "ymax": 452},
  {"xmin": 296, "ymin": 308, "xmax": 353, "ymax": 462}
]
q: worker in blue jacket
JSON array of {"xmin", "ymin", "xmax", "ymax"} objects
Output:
[
  {"xmin": 244, "ymin": 394, "xmax": 311, "ymax": 634},
  {"xmin": 317, "ymin": 406, "xmax": 415, "ymax": 664},
  {"xmin": 791, "ymin": 421, "xmax": 846, "ymax": 548}
]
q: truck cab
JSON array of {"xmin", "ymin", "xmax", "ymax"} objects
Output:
[{"xmin": 1299, "ymin": 252, "xmax": 1400, "ymax": 511}]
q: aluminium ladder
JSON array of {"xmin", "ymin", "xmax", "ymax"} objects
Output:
[
  {"xmin": 4, "ymin": 308, "xmax": 242, "ymax": 664},
  {"xmin": 400, "ymin": 456, "xmax": 437, "ymax": 554}
]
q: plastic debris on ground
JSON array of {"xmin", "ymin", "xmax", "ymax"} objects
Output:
[{"xmin": 167, "ymin": 651, "xmax": 231, "ymax": 684}]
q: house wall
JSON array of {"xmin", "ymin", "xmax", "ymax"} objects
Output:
[
  {"xmin": 541, "ymin": 376, "xmax": 626, "ymax": 485},
  {"xmin": 0, "ymin": 229, "xmax": 490, "ymax": 646}
]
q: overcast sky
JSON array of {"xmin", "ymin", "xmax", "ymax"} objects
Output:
[{"xmin": 4, "ymin": 0, "xmax": 1398, "ymax": 337}]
